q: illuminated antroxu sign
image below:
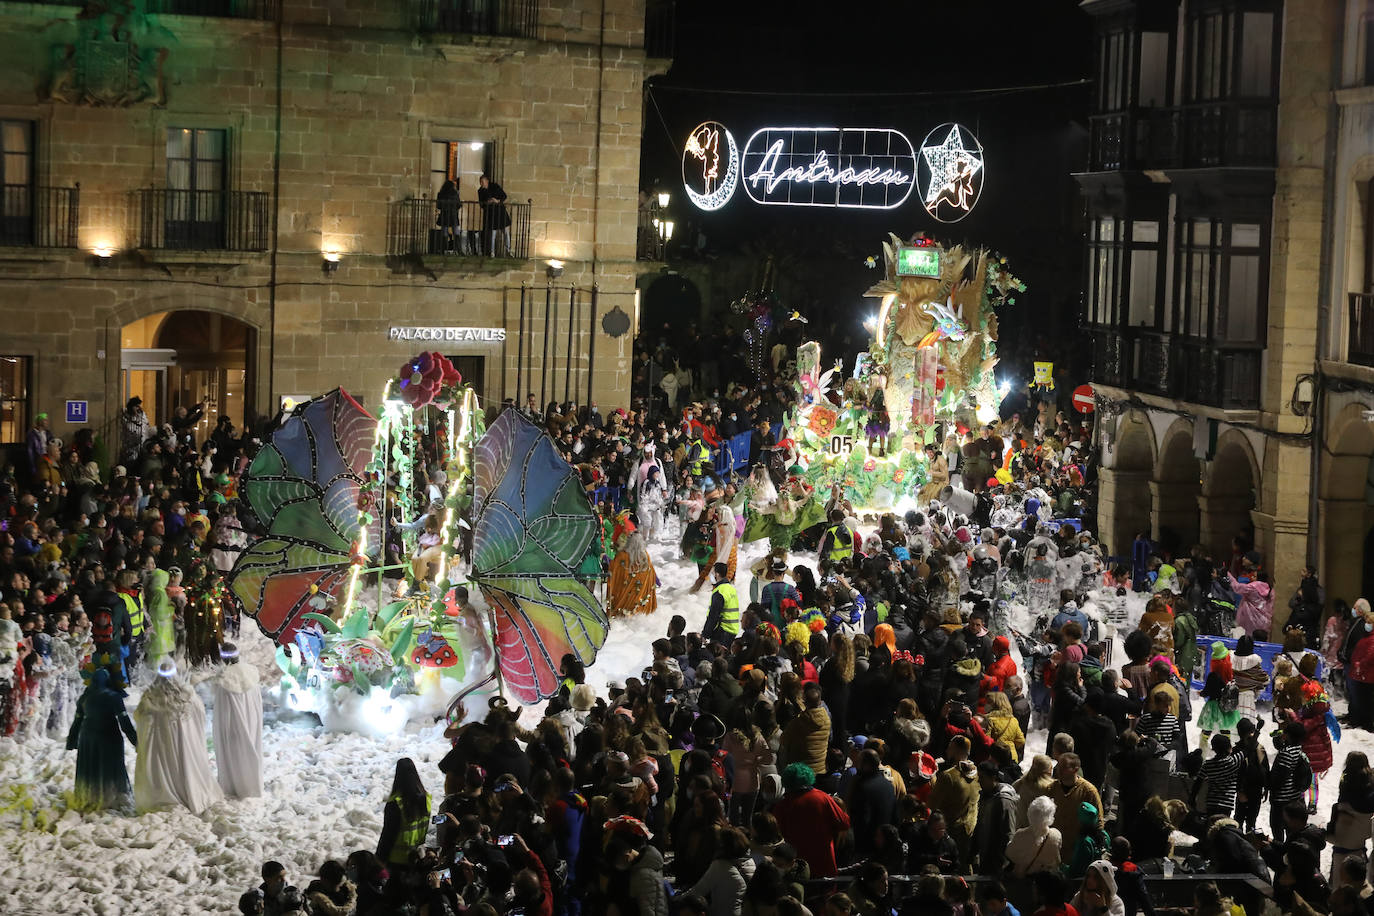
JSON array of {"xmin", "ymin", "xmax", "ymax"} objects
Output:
[
  {"xmin": 916, "ymin": 123, "xmax": 985, "ymax": 223},
  {"xmin": 741, "ymin": 127, "xmax": 915, "ymax": 209},
  {"xmin": 897, "ymin": 246, "xmax": 941, "ymax": 278}
]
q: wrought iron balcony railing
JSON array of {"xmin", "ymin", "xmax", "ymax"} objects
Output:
[
  {"xmin": 1089, "ymin": 325, "xmax": 1262, "ymax": 410},
  {"xmin": 1087, "ymin": 100, "xmax": 1274, "ymax": 172},
  {"xmin": 413, "ymin": 0, "xmax": 538, "ymax": 39},
  {"xmin": 387, "ymin": 197, "xmax": 531, "ymax": 259},
  {"xmin": 132, "ymin": 188, "xmax": 269, "ymax": 252},
  {"xmin": 144, "ymin": 0, "xmax": 278, "ymax": 19},
  {"xmin": 0, "ymin": 185, "xmax": 79, "ymax": 248}
]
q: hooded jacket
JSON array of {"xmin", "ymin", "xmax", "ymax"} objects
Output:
[
  {"xmin": 1068, "ymin": 802, "xmax": 1110, "ymax": 878},
  {"xmin": 1005, "ymin": 795, "xmax": 1063, "ymax": 877},
  {"xmin": 1070, "ymin": 860, "xmax": 1126, "ymax": 916},
  {"xmin": 974, "ymin": 781, "xmax": 1020, "ymax": 873},
  {"xmin": 929, "ymin": 759, "xmax": 980, "ymax": 837},
  {"xmin": 1052, "ymin": 776, "xmax": 1104, "ymax": 864},
  {"xmin": 1207, "ymin": 818, "xmax": 1271, "ymax": 885}
]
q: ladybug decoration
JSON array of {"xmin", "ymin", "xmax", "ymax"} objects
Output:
[{"xmin": 412, "ymin": 627, "xmax": 459, "ymax": 668}]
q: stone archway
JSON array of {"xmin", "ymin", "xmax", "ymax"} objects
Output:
[
  {"xmin": 1201, "ymin": 430, "xmax": 1259, "ymax": 563},
  {"xmin": 1153, "ymin": 418, "xmax": 1201, "ymax": 557},
  {"xmin": 1320, "ymin": 402, "xmax": 1374, "ymax": 608},
  {"xmin": 639, "ymin": 272, "xmax": 702, "ymax": 340},
  {"xmin": 1099, "ymin": 410, "xmax": 1156, "ymax": 556}
]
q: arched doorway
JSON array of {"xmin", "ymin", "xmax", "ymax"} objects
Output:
[
  {"xmin": 1202, "ymin": 433, "xmax": 1258, "ymax": 563},
  {"xmin": 639, "ymin": 272, "xmax": 702, "ymax": 338},
  {"xmin": 1103, "ymin": 411, "xmax": 1155, "ymax": 556},
  {"xmin": 1321, "ymin": 405, "xmax": 1374, "ymax": 609},
  {"xmin": 1154, "ymin": 421, "xmax": 1201, "ymax": 557},
  {"xmin": 120, "ymin": 310, "xmax": 256, "ymax": 441}
]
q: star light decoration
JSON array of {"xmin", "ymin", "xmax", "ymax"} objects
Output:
[{"xmin": 918, "ymin": 123, "xmax": 984, "ymax": 223}]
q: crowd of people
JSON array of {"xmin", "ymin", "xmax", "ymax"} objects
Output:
[{"xmin": 6, "ymin": 335, "xmax": 1374, "ymax": 916}]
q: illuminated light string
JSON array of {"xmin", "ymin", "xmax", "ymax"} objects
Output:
[
  {"xmin": 740, "ymin": 127, "xmax": 916, "ymax": 209},
  {"xmin": 682, "ymin": 121, "xmax": 739, "ymax": 212}
]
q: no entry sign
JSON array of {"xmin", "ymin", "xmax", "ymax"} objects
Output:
[{"xmin": 1073, "ymin": 384, "xmax": 1096, "ymax": 414}]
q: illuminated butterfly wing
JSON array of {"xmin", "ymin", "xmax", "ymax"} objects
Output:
[
  {"xmin": 227, "ymin": 389, "xmax": 379, "ymax": 645},
  {"xmin": 470, "ymin": 409, "xmax": 607, "ymax": 704}
]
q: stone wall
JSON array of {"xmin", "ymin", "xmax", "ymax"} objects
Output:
[{"xmin": 0, "ymin": 0, "xmax": 651, "ymax": 447}]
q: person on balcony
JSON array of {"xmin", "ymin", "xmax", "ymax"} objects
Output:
[
  {"xmin": 478, "ymin": 173, "xmax": 511, "ymax": 257},
  {"xmin": 436, "ymin": 178, "xmax": 469, "ymax": 255}
]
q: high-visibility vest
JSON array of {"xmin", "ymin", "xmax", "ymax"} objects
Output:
[
  {"xmin": 386, "ymin": 792, "xmax": 431, "ymax": 865},
  {"xmin": 823, "ymin": 525, "xmax": 853, "ymax": 562},
  {"xmin": 713, "ymin": 582, "xmax": 740, "ymax": 635},
  {"xmin": 120, "ymin": 593, "xmax": 145, "ymax": 638},
  {"xmin": 688, "ymin": 441, "xmax": 712, "ymax": 477}
]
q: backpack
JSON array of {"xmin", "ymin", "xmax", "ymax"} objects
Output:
[
  {"xmin": 1292, "ymin": 751, "xmax": 1314, "ymax": 795},
  {"xmin": 1219, "ymin": 680, "xmax": 1240, "ymax": 714},
  {"xmin": 91, "ymin": 607, "xmax": 114, "ymax": 644}
]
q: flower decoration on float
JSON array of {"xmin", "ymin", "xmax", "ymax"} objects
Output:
[{"xmin": 397, "ymin": 351, "xmax": 462, "ymax": 409}]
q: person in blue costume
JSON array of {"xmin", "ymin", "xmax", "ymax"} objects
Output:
[{"xmin": 66, "ymin": 667, "xmax": 138, "ymax": 812}]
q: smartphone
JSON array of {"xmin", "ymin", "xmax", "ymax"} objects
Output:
[
  {"xmin": 453, "ymin": 851, "xmax": 465, "ymax": 864},
  {"xmin": 434, "ymin": 867, "xmax": 450, "ymax": 881},
  {"xmin": 431, "ymin": 814, "xmax": 447, "ymax": 825},
  {"xmin": 497, "ymin": 834, "xmax": 516, "ymax": 847}
]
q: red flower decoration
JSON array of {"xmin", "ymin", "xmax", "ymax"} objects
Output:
[
  {"xmin": 398, "ymin": 351, "xmax": 459, "ymax": 409},
  {"xmin": 893, "ymin": 469, "xmax": 906, "ymax": 483},
  {"xmin": 807, "ymin": 406, "xmax": 838, "ymax": 436},
  {"xmin": 863, "ymin": 458, "xmax": 877, "ymax": 472}
]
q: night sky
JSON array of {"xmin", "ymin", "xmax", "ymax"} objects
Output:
[{"xmin": 638, "ymin": 0, "xmax": 1095, "ymax": 390}]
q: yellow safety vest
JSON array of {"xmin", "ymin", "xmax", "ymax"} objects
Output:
[
  {"xmin": 689, "ymin": 441, "xmax": 712, "ymax": 477},
  {"xmin": 823, "ymin": 525, "xmax": 853, "ymax": 562},
  {"xmin": 120, "ymin": 593, "xmax": 145, "ymax": 638},
  {"xmin": 713, "ymin": 582, "xmax": 740, "ymax": 635},
  {"xmin": 387, "ymin": 792, "xmax": 431, "ymax": 865}
]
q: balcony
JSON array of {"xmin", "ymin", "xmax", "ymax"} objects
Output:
[
  {"xmin": 1087, "ymin": 100, "xmax": 1275, "ymax": 172},
  {"xmin": 0, "ymin": 186, "xmax": 79, "ymax": 248},
  {"xmin": 413, "ymin": 0, "xmax": 538, "ymax": 39},
  {"xmin": 1090, "ymin": 326, "xmax": 1262, "ymax": 410},
  {"xmin": 144, "ymin": 0, "xmax": 278, "ymax": 18},
  {"xmin": 645, "ymin": 0, "xmax": 675, "ymax": 58},
  {"xmin": 387, "ymin": 197, "xmax": 531, "ymax": 260},
  {"xmin": 637, "ymin": 209, "xmax": 673, "ymax": 261},
  {"xmin": 131, "ymin": 188, "xmax": 269, "ymax": 252},
  {"xmin": 1089, "ymin": 108, "xmax": 1180, "ymax": 171},
  {"xmin": 1350, "ymin": 293, "xmax": 1374, "ymax": 368}
]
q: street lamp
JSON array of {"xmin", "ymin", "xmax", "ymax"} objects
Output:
[
  {"xmin": 656, "ymin": 190, "xmax": 670, "ymax": 208},
  {"xmin": 659, "ymin": 220, "xmax": 674, "ymax": 242}
]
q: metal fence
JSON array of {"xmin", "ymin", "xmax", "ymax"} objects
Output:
[
  {"xmin": 387, "ymin": 197, "xmax": 531, "ymax": 259},
  {"xmin": 0, "ymin": 185, "xmax": 79, "ymax": 248},
  {"xmin": 414, "ymin": 0, "xmax": 539, "ymax": 39},
  {"xmin": 131, "ymin": 188, "xmax": 269, "ymax": 252}
]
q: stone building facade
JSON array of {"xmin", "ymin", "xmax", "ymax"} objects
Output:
[
  {"xmin": 0, "ymin": 0, "xmax": 666, "ymax": 454},
  {"xmin": 1081, "ymin": 0, "xmax": 1374, "ymax": 625}
]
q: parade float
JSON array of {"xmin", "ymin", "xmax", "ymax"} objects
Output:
[
  {"xmin": 785, "ymin": 234, "xmax": 1024, "ymax": 512},
  {"xmin": 225, "ymin": 354, "xmax": 609, "ymax": 734}
]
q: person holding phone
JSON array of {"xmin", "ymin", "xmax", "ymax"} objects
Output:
[
  {"xmin": 377, "ymin": 757, "xmax": 432, "ymax": 871},
  {"xmin": 502, "ymin": 832, "xmax": 554, "ymax": 916}
]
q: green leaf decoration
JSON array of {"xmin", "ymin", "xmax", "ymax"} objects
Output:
[
  {"xmin": 302, "ymin": 612, "xmax": 342, "ymax": 634},
  {"xmin": 378, "ymin": 600, "xmax": 410, "ymax": 627},
  {"xmin": 390, "ymin": 617, "xmax": 416, "ymax": 666},
  {"xmin": 341, "ymin": 608, "xmax": 371, "ymax": 640}
]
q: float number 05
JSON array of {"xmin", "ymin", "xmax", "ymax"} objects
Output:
[{"xmin": 828, "ymin": 435, "xmax": 854, "ymax": 455}]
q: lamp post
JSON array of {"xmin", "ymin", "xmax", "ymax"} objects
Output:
[{"xmin": 653, "ymin": 190, "xmax": 672, "ymax": 260}]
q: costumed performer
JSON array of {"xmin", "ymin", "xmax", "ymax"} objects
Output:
[
  {"xmin": 608, "ymin": 532, "xmax": 658, "ymax": 618},
  {"xmin": 691, "ymin": 491, "xmax": 737, "ymax": 593},
  {"xmin": 67, "ymin": 667, "xmax": 138, "ymax": 812},
  {"xmin": 637, "ymin": 464, "xmax": 669, "ymax": 544},
  {"xmin": 211, "ymin": 641, "xmax": 264, "ymax": 798},
  {"xmin": 134, "ymin": 658, "xmax": 222, "ymax": 814},
  {"xmin": 144, "ymin": 568, "xmax": 176, "ymax": 666}
]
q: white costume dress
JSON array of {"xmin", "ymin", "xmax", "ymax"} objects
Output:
[
  {"xmin": 133, "ymin": 675, "xmax": 222, "ymax": 814},
  {"xmin": 211, "ymin": 661, "xmax": 264, "ymax": 798}
]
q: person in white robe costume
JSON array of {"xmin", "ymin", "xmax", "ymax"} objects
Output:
[
  {"xmin": 211, "ymin": 641, "xmax": 263, "ymax": 798},
  {"xmin": 133, "ymin": 658, "xmax": 222, "ymax": 814}
]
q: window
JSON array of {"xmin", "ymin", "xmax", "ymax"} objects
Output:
[
  {"xmin": 1180, "ymin": 219, "xmax": 1217, "ymax": 338},
  {"xmin": 430, "ymin": 139, "xmax": 495, "ymax": 199},
  {"xmin": 1191, "ymin": 11, "xmax": 1230, "ymax": 101},
  {"xmin": 1236, "ymin": 12, "xmax": 1274, "ymax": 97},
  {"xmin": 1222, "ymin": 222, "xmax": 1264, "ymax": 342},
  {"xmin": 1, "ymin": 120, "xmax": 33, "ymax": 246},
  {"xmin": 1128, "ymin": 221, "xmax": 1161, "ymax": 327},
  {"xmin": 166, "ymin": 128, "xmax": 226, "ymax": 248},
  {"xmin": 0, "ymin": 356, "xmax": 29, "ymax": 445},
  {"xmin": 1138, "ymin": 32, "xmax": 1170, "ymax": 107},
  {"xmin": 1088, "ymin": 216, "xmax": 1122, "ymax": 326},
  {"xmin": 1366, "ymin": 15, "xmax": 1374, "ymax": 86},
  {"xmin": 1098, "ymin": 29, "xmax": 1130, "ymax": 111}
]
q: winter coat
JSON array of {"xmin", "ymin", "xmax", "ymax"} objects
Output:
[
  {"xmin": 1005, "ymin": 818, "xmax": 1062, "ymax": 877},
  {"xmin": 1295, "ymin": 698, "xmax": 1334, "ymax": 774},
  {"xmin": 847, "ymin": 769, "xmax": 898, "ymax": 855},
  {"xmin": 985, "ymin": 713, "xmax": 1026, "ymax": 762},
  {"xmin": 305, "ymin": 879, "xmax": 358, "ymax": 916},
  {"xmin": 689, "ymin": 855, "xmax": 757, "ymax": 916},
  {"xmin": 772, "ymin": 787, "xmax": 851, "ymax": 877},
  {"xmin": 1173, "ymin": 613, "xmax": 1201, "ymax": 677},
  {"xmin": 1051, "ymin": 777, "xmax": 1104, "ymax": 864},
  {"xmin": 628, "ymin": 845, "xmax": 670, "ymax": 916},
  {"xmin": 1351, "ymin": 626, "xmax": 1374, "ymax": 684},
  {"xmin": 722, "ymin": 730, "xmax": 774, "ymax": 795},
  {"xmin": 1228, "ymin": 574, "xmax": 1274, "ymax": 639},
  {"xmin": 1207, "ymin": 820, "xmax": 1271, "ymax": 884},
  {"xmin": 928, "ymin": 759, "xmax": 980, "ymax": 838},
  {"xmin": 1068, "ymin": 802, "xmax": 1110, "ymax": 878},
  {"xmin": 780, "ymin": 706, "xmax": 830, "ymax": 776},
  {"xmin": 973, "ymin": 782, "xmax": 1020, "ymax": 873},
  {"xmin": 1138, "ymin": 607, "xmax": 1175, "ymax": 660},
  {"xmin": 1070, "ymin": 713, "xmax": 1118, "ymax": 789}
]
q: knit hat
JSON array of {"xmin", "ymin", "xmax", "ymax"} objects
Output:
[{"xmin": 1210, "ymin": 641, "xmax": 1228, "ymax": 661}]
